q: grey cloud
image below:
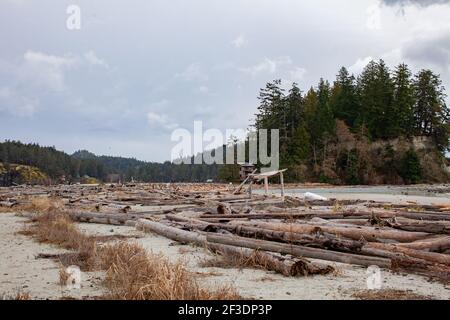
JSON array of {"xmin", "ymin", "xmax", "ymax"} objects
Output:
[
  {"xmin": 0, "ymin": 86, "xmax": 38, "ymax": 116},
  {"xmin": 381, "ymin": 0, "xmax": 450, "ymax": 6},
  {"xmin": 403, "ymin": 31, "xmax": 450, "ymax": 69}
]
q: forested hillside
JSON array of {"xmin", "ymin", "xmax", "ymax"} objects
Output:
[
  {"xmin": 248, "ymin": 60, "xmax": 450, "ymax": 184},
  {"xmin": 0, "ymin": 142, "xmax": 219, "ymax": 185}
]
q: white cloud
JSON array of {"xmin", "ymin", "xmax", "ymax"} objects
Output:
[
  {"xmin": 240, "ymin": 56, "xmax": 292, "ymax": 76},
  {"xmin": 288, "ymin": 67, "xmax": 307, "ymax": 82},
  {"xmin": 84, "ymin": 50, "xmax": 109, "ymax": 69},
  {"xmin": 198, "ymin": 85, "xmax": 209, "ymax": 94},
  {"xmin": 231, "ymin": 34, "xmax": 247, "ymax": 48},
  {"xmin": 147, "ymin": 111, "xmax": 178, "ymax": 130},
  {"xmin": 349, "ymin": 56, "xmax": 374, "ymax": 74},
  {"xmin": 366, "ymin": 4, "xmax": 382, "ymax": 30},
  {"xmin": 20, "ymin": 51, "xmax": 78, "ymax": 91},
  {"xmin": 175, "ymin": 63, "xmax": 208, "ymax": 81},
  {"xmin": 0, "ymin": 86, "xmax": 38, "ymax": 117},
  {"xmin": 24, "ymin": 51, "xmax": 77, "ymax": 69}
]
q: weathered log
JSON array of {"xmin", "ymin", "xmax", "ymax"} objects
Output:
[
  {"xmin": 168, "ymin": 214, "xmax": 450, "ymax": 267},
  {"xmin": 207, "ymin": 243, "xmax": 334, "ymax": 277},
  {"xmin": 137, "ymin": 218, "xmax": 334, "ymax": 276},
  {"xmin": 200, "ymin": 210, "xmax": 450, "ymax": 222},
  {"xmin": 230, "ymin": 220, "xmax": 431, "ymax": 243},
  {"xmin": 166, "ymin": 214, "xmax": 365, "ymax": 253},
  {"xmin": 397, "ymin": 236, "xmax": 450, "ymax": 252},
  {"xmin": 206, "ymin": 233, "xmax": 392, "ymax": 268},
  {"xmin": 136, "ymin": 219, "xmax": 206, "ymax": 244},
  {"xmin": 0, "ymin": 200, "xmax": 17, "ymax": 208},
  {"xmin": 367, "ymin": 242, "xmax": 450, "ymax": 266},
  {"xmin": 67, "ymin": 212, "xmax": 144, "ymax": 225},
  {"xmin": 389, "ymin": 217, "xmax": 450, "ymax": 234}
]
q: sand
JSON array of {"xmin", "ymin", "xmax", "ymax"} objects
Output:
[
  {"xmin": 1, "ymin": 186, "xmax": 450, "ymax": 300},
  {"xmin": 0, "ymin": 213, "xmax": 104, "ymax": 300},
  {"xmin": 1, "ymin": 212, "xmax": 448, "ymax": 300}
]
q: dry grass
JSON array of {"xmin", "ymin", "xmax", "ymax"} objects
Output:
[
  {"xmin": 25, "ymin": 211, "xmax": 99, "ymax": 270},
  {"xmin": 0, "ymin": 290, "xmax": 31, "ymax": 300},
  {"xmin": 99, "ymin": 242, "xmax": 240, "ymax": 300},
  {"xmin": 20, "ymin": 198, "xmax": 241, "ymax": 300},
  {"xmin": 351, "ymin": 289, "xmax": 434, "ymax": 300},
  {"xmin": 0, "ymin": 196, "xmax": 64, "ymax": 213},
  {"xmin": 199, "ymin": 250, "xmax": 272, "ymax": 271},
  {"xmin": 59, "ymin": 266, "xmax": 70, "ymax": 286},
  {"xmin": 24, "ymin": 197, "xmax": 64, "ymax": 213}
]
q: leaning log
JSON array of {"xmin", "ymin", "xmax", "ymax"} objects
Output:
[
  {"xmin": 136, "ymin": 219, "xmax": 206, "ymax": 245},
  {"xmin": 137, "ymin": 219, "xmax": 333, "ymax": 276},
  {"xmin": 389, "ymin": 217, "xmax": 450, "ymax": 234},
  {"xmin": 397, "ymin": 236, "xmax": 450, "ymax": 252},
  {"xmin": 230, "ymin": 220, "xmax": 431, "ymax": 243},
  {"xmin": 166, "ymin": 214, "xmax": 364, "ymax": 253},
  {"xmin": 367, "ymin": 242, "xmax": 450, "ymax": 266},
  {"xmin": 207, "ymin": 243, "xmax": 334, "ymax": 277},
  {"xmin": 206, "ymin": 233, "xmax": 392, "ymax": 268}
]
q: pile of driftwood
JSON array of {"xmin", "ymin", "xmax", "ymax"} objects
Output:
[{"xmin": 2, "ymin": 184, "xmax": 450, "ymax": 281}]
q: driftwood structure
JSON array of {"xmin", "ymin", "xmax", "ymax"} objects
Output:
[{"xmin": 2, "ymin": 182, "xmax": 450, "ymax": 281}]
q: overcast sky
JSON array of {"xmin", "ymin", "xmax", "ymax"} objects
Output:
[{"xmin": 1, "ymin": 0, "xmax": 449, "ymax": 162}]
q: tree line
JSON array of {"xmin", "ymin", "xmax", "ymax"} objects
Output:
[
  {"xmin": 0, "ymin": 142, "xmax": 219, "ymax": 185},
  {"xmin": 250, "ymin": 60, "xmax": 449, "ymax": 183}
]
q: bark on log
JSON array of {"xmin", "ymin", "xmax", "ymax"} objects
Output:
[
  {"xmin": 200, "ymin": 211, "xmax": 450, "ymax": 222},
  {"xmin": 230, "ymin": 220, "xmax": 431, "ymax": 243},
  {"xmin": 367, "ymin": 242, "xmax": 450, "ymax": 266},
  {"xmin": 206, "ymin": 233, "xmax": 392, "ymax": 268},
  {"xmin": 207, "ymin": 243, "xmax": 334, "ymax": 277},
  {"xmin": 137, "ymin": 218, "xmax": 334, "ymax": 276},
  {"xmin": 136, "ymin": 219, "xmax": 206, "ymax": 245},
  {"xmin": 390, "ymin": 217, "xmax": 450, "ymax": 234},
  {"xmin": 167, "ymin": 214, "xmax": 365, "ymax": 253},
  {"xmin": 67, "ymin": 212, "xmax": 144, "ymax": 225},
  {"xmin": 167, "ymin": 213, "xmax": 450, "ymax": 267},
  {"xmin": 397, "ymin": 236, "xmax": 450, "ymax": 252}
]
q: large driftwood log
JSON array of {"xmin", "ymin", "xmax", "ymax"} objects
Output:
[
  {"xmin": 167, "ymin": 213, "xmax": 450, "ymax": 267},
  {"xmin": 230, "ymin": 220, "xmax": 431, "ymax": 243},
  {"xmin": 136, "ymin": 219, "xmax": 333, "ymax": 276},
  {"xmin": 136, "ymin": 219, "xmax": 206, "ymax": 245},
  {"xmin": 201, "ymin": 210, "xmax": 450, "ymax": 222},
  {"xmin": 390, "ymin": 217, "xmax": 450, "ymax": 234},
  {"xmin": 166, "ymin": 214, "xmax": 364, "ymax": 253},
  {"xmin": 367, "ymin": 242, "xmax": 450, "ymax": 266},
  {"xmin": 207, "ymin": 243, "xmax": 334, "ymax": 276},
  {"xmin": 206, "ymin": 233, "xmax": 392, "ymax": 268},
  {"xmin": 397, "ymin": 236, "xmax": 450, "ymax": 252}
]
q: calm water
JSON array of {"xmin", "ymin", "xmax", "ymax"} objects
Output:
[{"xmin": 258, "ymin": 185, "xmax": 450, "ymax": 199}]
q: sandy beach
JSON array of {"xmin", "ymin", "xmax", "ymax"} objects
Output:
[{"xmin": 1, "ymin": 184, "xmax": 450, "ymax": 300}]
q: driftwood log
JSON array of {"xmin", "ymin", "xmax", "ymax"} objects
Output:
[
  {"xmin": 229, "ymin": 220, "xmax": 431, "ymax": 243},
  {"xmin": 136, "ymin": 219, "xmax": 333, "ymax": 276},
  {"xmin": 206, "ymin": 233, "xmax": 392, "ymax": 268}
]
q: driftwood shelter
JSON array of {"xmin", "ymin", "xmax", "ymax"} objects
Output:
[{"xmin": 234, "ymin": 168, "xmax": 287, "ymax": 200}]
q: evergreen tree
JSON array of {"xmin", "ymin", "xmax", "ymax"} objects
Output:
[
  {"xmin": 285, "ymin": 83, "xmax": 304, "ymax": 138},
  {"xmin": 357, "ymin": 60, "xmax": 396, "ymax": 139},
  {"xmin": 255, "ymin": 79, "xmax": 285, "ymax": 131},
  {"xmin": 393, "ymin": 63, "xmax": 415, "ymax": 135},
  {"xmin": 331, "ymin": 67, "xmax": 360, "ymax": 128},
  {"xmin": 413, "ymin": 69, "xmax": 450, "ymax": 151}
]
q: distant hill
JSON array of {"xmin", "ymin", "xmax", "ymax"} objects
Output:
[
  {"xmin": 71, "ymin": 150, "xmax": 97, "ymax": 160},
  {"xmin": 0, "ymin": 140, "xmax": 219, "ymax": 186}
]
